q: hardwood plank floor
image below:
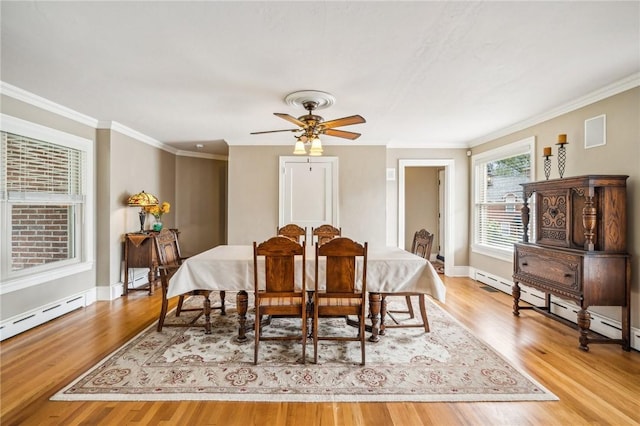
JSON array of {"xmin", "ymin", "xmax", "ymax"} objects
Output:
[{"xmin": 1, "ymin": 276, "xmax": 639, "ymax": 425}]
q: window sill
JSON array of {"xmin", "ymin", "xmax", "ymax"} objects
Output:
[
  {"xmin": 471, "ymin": 244, "xmax": 514, "ymax": 263},
  {"xmin": 0, "ymin": 261, "xmax": 94, "ymax": 295}
]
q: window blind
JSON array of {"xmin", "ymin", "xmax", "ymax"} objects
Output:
[{"xmin": 1, "ymin": 132, "xmax": 83, "ymax": 201}]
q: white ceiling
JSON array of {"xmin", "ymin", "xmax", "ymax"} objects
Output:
[{"xmin": 1, "ymin": 1, "xmax": 639, "ymax": 156}]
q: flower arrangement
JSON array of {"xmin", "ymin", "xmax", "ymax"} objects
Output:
[{"xmin": 145, "ymin": 201, "xmax": 170, "ymax": 220}]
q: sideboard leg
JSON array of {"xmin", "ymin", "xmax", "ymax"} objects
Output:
[
  {"xmin": 577, "ymin": 308, "xmax": 591, "ymax": 352},
  {"xmin": 512, "ymin": 282, "xmax": 521, "ymax": 316}
]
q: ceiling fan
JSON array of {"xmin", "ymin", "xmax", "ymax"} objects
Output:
[{"xmin": 250, "ymin": 90, "xmax": 366, "ymax": 142}]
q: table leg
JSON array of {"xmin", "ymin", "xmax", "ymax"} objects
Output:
[
  {"xmin": 203, "ymin": 291, "xmax": 212, "ymax": 334},
  {"xmin": 379, "ymin": 295, "xmax": 387, "ymax": 335},
  {"xmin": 220, "ymin": 291, "xmax": 227, "ymax": 315},
  {"xmin": 237, "ymin": 291, "xmax": 248, "ymax": 342},
  {"xmin": 368, "ymin": 292, "xmax": 381, "ymax": 342}
]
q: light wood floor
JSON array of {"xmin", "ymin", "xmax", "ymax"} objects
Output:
[{"xmin": 1, "ymin": 275, "xmax": 639, "ymax": 425}]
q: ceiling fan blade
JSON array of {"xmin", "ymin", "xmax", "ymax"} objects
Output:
[
  {"xmin": 322, "ymin": 128, "xmax": 361, "ymax": 140},
  {"xmin": 321, "ymin": 115, "xmax": 366, "ymax": 129},
  {"xmin": 250, "ymin": 128, "xmax": 299, "ymax": 135},
  {"xmin": 274, "ymin": 113, "xmax": 306, "ymax": 127}
]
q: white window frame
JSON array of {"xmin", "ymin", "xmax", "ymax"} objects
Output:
[
  {"xmin": 0, "ymin": 114, "xmax": 94, "ymax": 294},
  {"xmin": 471, "ymin": 136, "xmax": 535, "ymax": 261}
]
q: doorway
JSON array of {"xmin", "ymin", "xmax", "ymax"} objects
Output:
[{"xmin": 398, "ymin": 159, "xmax": 454, "ymax": 276}]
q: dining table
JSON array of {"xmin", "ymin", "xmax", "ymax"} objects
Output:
[{"xmin": 168, "ymin": 244, "xmax": 446, "ymax": 342}]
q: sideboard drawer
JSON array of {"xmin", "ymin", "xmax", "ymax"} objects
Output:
[{"xmin": 514, "ymin": 244, "xmax": 582, "ymax": 295}]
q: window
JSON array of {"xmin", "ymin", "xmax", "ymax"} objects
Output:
[
  {"xmin": 472, "ymin": 136, "xmax": 534, "ymax": 260},
  {"xmin": 1, "ymin": 114, "xmax": 94, "ymax": 293}
]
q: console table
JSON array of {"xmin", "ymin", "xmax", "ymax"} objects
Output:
[
  {"xmin": 512, "ymin": 175, "xmax": 630, "ymax": 351},
  {"xmin": 123, "ymin": 229, "xmax": 179, "ymax": 296}
]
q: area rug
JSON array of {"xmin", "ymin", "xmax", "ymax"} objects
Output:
[
  {"xmin": 431, "ymin": 260, "xmax": 445, "ymax": 274},
  {"xmin": 51, "ymin": 295, "xmax": 557, "ymax": 402}
]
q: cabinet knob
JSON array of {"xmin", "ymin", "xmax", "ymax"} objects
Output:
[
  {"xmin": 522, "ymin": 262, "xmax": 528, "ymax": 266},
  {"xmin": 564, "ymin": 273, "xmax": 572, "ymax": 277}
]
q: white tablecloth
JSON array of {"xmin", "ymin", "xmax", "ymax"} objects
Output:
[{"xmin": 168, "ymin": 245, "xmax": 446, "ymax": 302}]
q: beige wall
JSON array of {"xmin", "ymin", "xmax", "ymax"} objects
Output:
[
  {"xmin": 404, "ymin": 167, "xmax": 439, "ymax": 254},
  {"xmin": 228, "ymin": 145, "xmax": 387, "ymax": 246},
  {"xmin": 469, "ymin": 87, "xmax": 640, "ymax": 327},
  {"xmin": 104, "ymin": 132, "xmax": 226, "ymax": 284},
  {"xmin": 175, "ymin": 156, "xmax": 227, "ymax": 256},
  {"xmin": 106, "ymin": 130, "xmax": 177, "ymax": 287}
]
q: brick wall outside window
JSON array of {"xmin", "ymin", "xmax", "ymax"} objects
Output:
[{"xmin": 11, "ymin": 205, "xmax": 71, "ymax": 271}]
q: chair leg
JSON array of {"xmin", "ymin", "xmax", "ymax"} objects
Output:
[
  {"xmin": 405, "ymin": 295, "xmax": 415, "ymax": 319},
  {"xmin": 360, "ymin": 307, "xmax": 366, "ymax": 366},
  {"xmin": 313, "ymin": 306, "xmax": 319, "ymax": 364},
  {"xmin": 176, "ymin": 295, "xmax": 185, "ymax": 317},
  {"xmin": 418, "ymin": 294, "xmax": 430, "ymax": 332},
  {"xmin": 157, "ymin": 286, "xmax": 169, "ymax": 332},
  {"xmin": 254, "ymin": 308, "xmax": 260, "ymax": 365},
  {"xmin": 301, "ymin": 307, "xmax": 307, "ymax": 364}
]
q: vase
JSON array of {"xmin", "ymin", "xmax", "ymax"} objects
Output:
[{"xmin": 152, "ymin": 221, "xmax": 163, "ymax": 232}]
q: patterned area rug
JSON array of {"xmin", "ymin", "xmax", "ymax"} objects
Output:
[
  {"xmin": 52, "ymin": 295, "xmax": 557, "ymax": 402},
  {"xmin": 431, "ymin": 260, "xmax": 445, "ymax": 274}
]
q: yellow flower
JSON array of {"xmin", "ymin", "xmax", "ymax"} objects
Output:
[{"xmin": 145, "ymin": 201, "xmax": 170, "ymax": 219}]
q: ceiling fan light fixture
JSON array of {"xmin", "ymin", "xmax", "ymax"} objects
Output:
[
  {"xmin": 309, "ymin": 137, "xmax": 323, "ymax": 156},
  {"xmin": 293, "ymin": 140, "xmax": 307, "ymax": 155}
]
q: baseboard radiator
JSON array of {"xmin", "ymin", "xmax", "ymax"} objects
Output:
[
  {"xmin": 474, "ymin": 269, "xmax": 640, "ymax": 352},
  {"xmin": 0, "ymin": 292, "xmax": 87, "ymax": 341}
]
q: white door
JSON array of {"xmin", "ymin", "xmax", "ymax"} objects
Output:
[
  {"xmin": 279, "ymin": 156, "xmax": 338, "ymax": 241},
  {"xmin": 438, "ymin": 168, "xmax": 445, "ymax": 259}
]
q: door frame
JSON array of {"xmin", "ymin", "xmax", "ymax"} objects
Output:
[
  {"xmin": 398, "ymin": 159, "xmax": 454, "ymax": 276},
  {"xmin": 278, "ymin": 156, "xmax": 339, "ymax": 228}
]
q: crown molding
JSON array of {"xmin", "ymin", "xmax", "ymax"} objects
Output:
[
  {"xmin": 175, "ymin": 149, "xmax": 228, "ymax": 161},
  {"xmin": 96, "ymin": 120, "xmax": 178, "ymax": 154},
  {"xmin": 387, "ymin": 140, "xmax": 470, "ymax": 149},
  {"xmin": 0, "ymin": 82, "xmax": 99, "ymax": 127},
  {"xmin": 468, "ymin": 72, "xmax": 640, "ymax": 147}
]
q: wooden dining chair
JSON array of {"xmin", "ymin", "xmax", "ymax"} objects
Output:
[
  {"xmin": 277, "ymin": 223, "xmax": 307, "ymax": 245},
  {"xmin": 253, "ymin": 236, "xmax": 307, "ymax": 364},
  {"xmin": 380, "ymin": 229, "xmax": 433, "ymax": 333},
  {"xmin": 154, "ymin": 229, "xmax": 225, "ymax": 334},
  {"xmin": 311, "ymin": 224, "xmax": 341, "ymax": 246},
  {"xmin": 313, "ymin": 237, "xmax": 367, "ymax": 365}
]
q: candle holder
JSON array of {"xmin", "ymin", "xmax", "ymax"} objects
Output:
[
  {"xmin": 543, "ymin": 155, "xmax": 552, "ymax": 180},
  {"xmin": 556, "ymin": 143, "xmax": 567, "ymax": 178}
]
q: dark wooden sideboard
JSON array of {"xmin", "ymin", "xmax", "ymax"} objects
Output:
[
  {"xmin": 512, "ymin": 175, "xmax": 630, "ymax": 351},
  {"xmin": 123, "ymin": 229, "xmax": 179, "ymax": 296}
]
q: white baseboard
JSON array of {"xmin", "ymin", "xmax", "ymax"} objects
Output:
[
  {"xmin": 0, "ymin": 288, "xmax": 96, "ymax": 341},
  {"xmin": 447, "ymin": 265, "xmax": 470, "ymax": 277},
  {"xmin": 470, "ymin": 268, "xmax": 640, "ymax": 352}
]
